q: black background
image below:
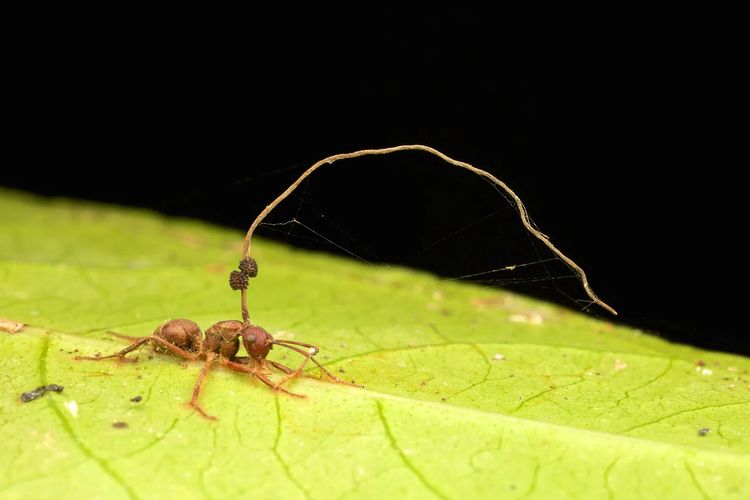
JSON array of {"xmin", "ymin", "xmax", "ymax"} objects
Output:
[{"xmin": 3, "ymin": 10, "xmax": 746, "ymax": 355}]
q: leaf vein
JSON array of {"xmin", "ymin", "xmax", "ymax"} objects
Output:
[
  {"xmin": 375, "ymin": 400, "xmax": 447, "ymax": 499},
  {"xmin": 273, "ymin": 396, "xmax": 310, "ymax": 500},
  {"xmin": 40, "ymin": 335, "xmax": 140, "ymax": 500},
  {"xmin": 623, "ymin": 401, "xmax": 750, "ymax": 433}
]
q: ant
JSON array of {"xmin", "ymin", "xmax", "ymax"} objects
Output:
[
  {"xmin": 77, "ymin": 236, "xmax": 360, "ymax": 420},
  {"xmin": 76, "ymin": 317, "xmax": 347, "ymax": 420}
]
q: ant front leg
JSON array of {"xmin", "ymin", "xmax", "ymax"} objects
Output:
[
  {"xmin": 268, "ymin": 360, "xmax": 294, "ymax": 374},
  {"xmin": 272, "ymin": 340, "xmax": 356, "ymax": 387},
  {"xmin": 220, "ymin": 358, "xmax": 305, "ymax": 398}
]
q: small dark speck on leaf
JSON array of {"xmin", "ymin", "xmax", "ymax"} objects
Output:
[
  {"xmin": 698, "ymin": 428, "xmax": 710, "ymax": 437},
  {"xmin": 338, "ymin": 368, "xmax": 346, "ymax": 374},
  {"xmin": 441, "ymin": 397, "xmax": 446, "ymax": 402},
  {"xmin": 20, "ymin": 384, "xmax": 64, "ymax": 402},
  {"xmin": 130, "ymin": 395, "xmax": 142, "ymax": 403},
  {"xmin": 112, "ymin": 422, "xmax": 129, "ymax": 429},
  {"xmin": 696, "ymin": 360, "xmax": 706, "ymax": 367}
]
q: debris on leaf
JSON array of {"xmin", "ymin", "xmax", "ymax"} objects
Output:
[
  {"xmin": 492, "ymin": 353, "xmax": 506, "ymax": 361},
  {"xmin": 64, "ymin": 400, "xmax": 79, "ymax": 418},
  {"xmin": 20, "ymin": 388, "xmax": 46, "ymax": 403},
  {"xmin": 698, "ymin": 428, "xmax": 710, "ymax": 437},
  {"xmin": 112, "ymin": 421, "xmax": 129, "ymax": 429},
  {"xmin": 614, "ymin": 359, "xmax": 628, "ymax": 371},
  {"xmin": 0, "ymin": 319, "xmax": 24, "ymax": 334},
  {"xmin": 19, "ymin": 384, "xmax": 64, "ymax": 402},
  {"xmin": 509, "ymin": 313, "xmax": 544, "ymax": 325},
  {"xmin": 471, "ymin": 297, "xmax": 509, "ymax": 310},
  {"xmin": 130, "ymin": 395, "xmax": 143, "ymax": 403}
]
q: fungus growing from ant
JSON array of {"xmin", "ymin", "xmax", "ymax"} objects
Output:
[{"xmin": 76, "ymin": 144, "xmax": 615, "ymax": 420}]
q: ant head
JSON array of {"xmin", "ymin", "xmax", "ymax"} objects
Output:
[
  {"xmin": 154, "ymin": 319, "xmax": 202, "ymax": 352},
  {"xmin": 241, "ymin": 324, "xmax": 274, "ymax": 361},
  {"xmin": 203, "ymin": 320, "xmax": 242, "ymax": 358}
]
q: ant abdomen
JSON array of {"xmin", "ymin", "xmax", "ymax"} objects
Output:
[
  {"xmin": 203, "ymin": 320, "xmax": 242, "ymax": 358},
  {"xmin": 153, "ymin": 319, "xmax": 202, "ymax": 353}
]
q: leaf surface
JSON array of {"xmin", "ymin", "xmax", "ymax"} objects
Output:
[{"xmin": 1, "ymin": 189, "xmax": 748, "ymax": 499}]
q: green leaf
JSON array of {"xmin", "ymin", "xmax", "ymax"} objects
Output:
[{"xmin": 1, "ymin": 188, "xmax": 748, "ymax": 499}]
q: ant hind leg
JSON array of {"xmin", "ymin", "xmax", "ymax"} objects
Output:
[
  {"xmin": 149, "ymin": 336, "xmax": 198, "ymax": 361},
  {"xmin": 75, "ymin": 338, "xmax": 150, "ymax": 361}
]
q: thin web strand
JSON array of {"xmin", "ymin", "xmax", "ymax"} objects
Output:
[
  {"xmin": 260, "ymin": 219, "xmax": 372, "ymax": 263},
  {"xmin": 447, "ymin": 258, "xmax": 561, "ymax": 281}
]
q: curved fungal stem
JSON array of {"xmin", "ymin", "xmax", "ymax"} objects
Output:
[{"xmin": 241, "ymin": 145, "xmax": 617, "ymax": 316}]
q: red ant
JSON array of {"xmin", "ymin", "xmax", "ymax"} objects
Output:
[{"xmin": 76, "ymin": 318, "xmax": 347, "ymax": 420}]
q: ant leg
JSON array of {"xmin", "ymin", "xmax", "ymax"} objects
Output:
[
  {"xmin": 273, "ymin": 341, "xmax": 356, "ymax": 386},
  {"xmin": 268, "ymin": 360, "xmax": 295, "ymax": 374},
  {"xmin": 148, "ymin": 336, "xmax": 197, "ymax": 361},
  {"xmin": 268, "ymin": 345, "xmax": 311, "ymax": 389},
  {"xmin": 221, "ymin": 358, "xmax": 305, "ymax": 398},
  {"xmin": 75, "ymin": 338, "xmax": 150, "ymax": 361},
  {"xmin": 189, "ymin": 352, "xmax": 218, "ymax": 421},
  {"xmin": 75, "ymin": 335, "xmax": 195, "ymax": 361}
]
